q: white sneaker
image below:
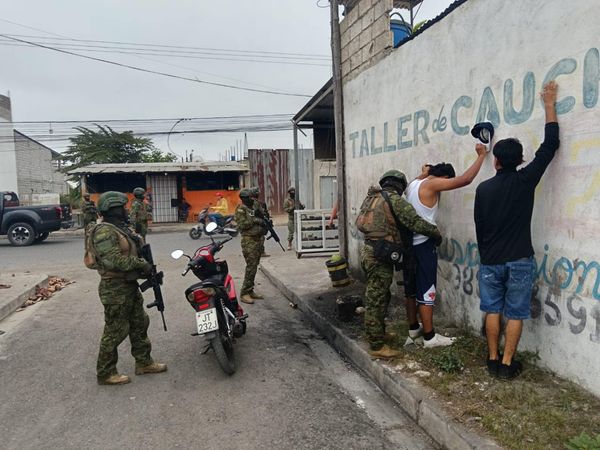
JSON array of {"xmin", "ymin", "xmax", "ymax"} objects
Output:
[
  {"xmin": 408, "ymin": 323, "xmax": 423, "ymax": 339},
  {"xmin": 423, "ymin": 333, "xmax": 456, "ymax": 348}
]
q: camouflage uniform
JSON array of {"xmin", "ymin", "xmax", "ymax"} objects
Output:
[
  {"xmin": 235, "ymin": 203, "xmax": 266, "ymax": 295},
  {"xmin": 89, "ymin": 222, "xmax": 153, "ymax": 381},
  {"xmin": 129, "ymin": 198, "xmax": 149, "ymax": 239},
  {"xmin": 253, "ymin": 198, "xmax": 269, "ymax": 255},
  {"xmin": 283, "ymin": 196, "xmax": 296, "ymax": 244},
  {"xmin": 81, "ymin": 199, "xmax": 98, "ymax": 228},
  {"xmin": 360, "ymin": 186, "xmax": 441, "ymax": 351}
]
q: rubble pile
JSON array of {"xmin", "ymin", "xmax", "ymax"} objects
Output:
[{"xmin": 18, "ymin": 277, "xmax": 74, "ymax": 310}]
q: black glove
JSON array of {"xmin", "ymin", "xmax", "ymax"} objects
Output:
[
  {"xmin": 135, "ymin": 223, "xmax": 142, "ymax": 234},
  {"xmin": 433, "ymin": 234, "xmax": 443, "ymax": 246},
  {"xmin": 141, "ymin": 262, "xmax": 153, "ymax": 276}
]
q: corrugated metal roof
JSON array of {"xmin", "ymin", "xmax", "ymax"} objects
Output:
[
  {"xmin": 68, "ymin": 161, "xmax": 248, "ymax": 175},
  {"xmin": 341, "ymin": 0, "xmax": 423, "ymax": 11}
]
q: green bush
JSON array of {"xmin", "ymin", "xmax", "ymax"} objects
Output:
[
  {"xmin": 566, "ymin": 432, "xmax": 600, "ymax": 450},
  {"xmin": 429, "ymin": 348, "xmax": 463, "ymax": 373}
]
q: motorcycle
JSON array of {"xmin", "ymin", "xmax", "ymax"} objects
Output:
[
  {"xmin": 171, "ymin": 222, "xmax": 247, "ymax": 375},
  {"xmin": 189, "ymin": 206, "xmax": 238, "ymax": 239}
]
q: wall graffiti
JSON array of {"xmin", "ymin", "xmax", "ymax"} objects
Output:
[
  {"xmin": 439, "ymin": 238, "xmax": 600, "ymax": 344},
  {"xmin": 439, "ymin": 239, "xmax": 600, "ymax": 300},
  {"xmin": 348, "ymin": 48, "xmax": 600, "ymax": 158}
]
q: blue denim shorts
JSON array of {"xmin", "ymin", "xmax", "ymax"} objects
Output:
[{"xmin": 478, "ymin": 257, "xmax": 535, "ymax": 320}]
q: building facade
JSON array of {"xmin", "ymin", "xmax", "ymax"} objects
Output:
[
  {"xmin": 0, "ymin": 95, "xmax": 18, "ymax": 193},
  {"xmin": 70, "ymin": 161, "xmax": 247, "ymax": 223},
  {"xmin": 338, "ymin": 0, "xmax": 600, "ymax": 395},
  {"xmin": 14, "ymin": 130, "xmax": 67, "ymax": 201}
]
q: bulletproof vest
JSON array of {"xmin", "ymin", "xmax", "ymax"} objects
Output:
[
  {"xmin": 84, "ymin": 222, "xmax": 140, "ymax": 277},
  {"xmin": 133, "ymin": 199, "xmax": 149, "ymax": 221},
  {"xmin": 356, "ymin": 187, "xmax": 400, "ymax": 243}
]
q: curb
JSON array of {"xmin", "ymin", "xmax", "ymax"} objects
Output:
[
  {"xmin": 0, "ymin": 275, "xmax": 50, "ymax": 322},
  {"xmin": 260, "ymin": 263, "xmax": 501, "ymax": 450}
]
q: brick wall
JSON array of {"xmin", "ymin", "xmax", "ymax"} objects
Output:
[
  {"xmin": 14, "ymin": 131, "xmax": 67, "ymax": 197},
  {"xmin": 340, "ymin": 0, "xmax": 394, "ymax": 82}
]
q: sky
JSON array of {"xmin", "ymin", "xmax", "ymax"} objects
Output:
[{"xmin": 1, "ymin": 0, "xmax": 452, "ymax": 161}]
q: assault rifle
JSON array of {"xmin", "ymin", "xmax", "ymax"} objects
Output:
[
  {"xmin": 255, "ymin": 209, "xmax": 285, "ymax": 252},
  {"xmin": 139, "ymin": 243, "xmax": 167, "ymax": 331}
]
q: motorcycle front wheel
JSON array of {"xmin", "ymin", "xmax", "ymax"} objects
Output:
[
  {"xmin": 189, "ymin": 227, "xmax": 202, "ymax": 240},
  {"xmin": 210, "ymin": 332, "xmax": 236, "ymax": 375}
]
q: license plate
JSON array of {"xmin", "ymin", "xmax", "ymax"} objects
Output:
[{"xmin": 196, "ymin": 309, "xmax": 219, "ymax": 334}]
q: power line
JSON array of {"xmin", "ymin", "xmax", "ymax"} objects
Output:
[
  {"xmin": 0, "ymin": 34, "xmax": 313, "ymax": 97},
  {"xmin": 0, "ymin": 20, "xmax": 318, "ymax": 92},
  {"xmin": 10, "ymin": 113, "xmax": 293, "ymax": 124},
  {"xmin": 0, "ymin": 41, "xmax": 331, "ymax": 67},
  {"xmin": 0, "ymin": 32, "xmax": 330, "ymax": 58}
]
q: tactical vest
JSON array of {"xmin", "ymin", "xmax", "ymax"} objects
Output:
[
  {"xmin": 356, "ymin": 190, "xmax": 400, "ymax": 243},
  {"xmin": 236, "ymin": 204, "xmax": 265, "ymax": 238},
  {"xmin": 132, "ymin": 199, "xmax": 149, "ymax": 222},
  {"xmin": 84, "ymin": 222, "xmax": 140, "ymax": 279}
]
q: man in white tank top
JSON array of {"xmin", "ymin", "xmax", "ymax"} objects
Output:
[{"xmin": 405, "ymin": 144, "xmax": 488, "ymax": 348}]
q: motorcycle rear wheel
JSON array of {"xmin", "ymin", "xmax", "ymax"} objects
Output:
[
  {"xmin": 189, "ymin": 227, "xmax": 202, "ymax": 240},
  {"xmin": 211, "ymin": 333, "xmax": 236, "ymax": 375}
]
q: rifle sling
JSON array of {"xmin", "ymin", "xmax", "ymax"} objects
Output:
[{"xmin": 380, "ymin": 191, "xmax": 411, "ymax": 248}]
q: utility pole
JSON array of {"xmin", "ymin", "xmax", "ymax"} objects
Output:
[{"xmin": 331, "ymin": 0, "xmax": 347, "ymax": 258}]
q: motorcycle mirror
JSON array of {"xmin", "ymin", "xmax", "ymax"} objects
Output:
[
  {"xmin": 206, "ymin": 222, "xmax": 218, "ymax": 233},
  {"xmin": 171, "ymin": 249, "xmax": 185, "ymax": 260}
]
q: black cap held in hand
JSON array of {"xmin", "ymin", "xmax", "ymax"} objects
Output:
[{"xmin": 471, "ymin": 122, "xmax": 495, "ymax": 144}]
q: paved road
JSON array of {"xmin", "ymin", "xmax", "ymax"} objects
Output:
[{"xmin": 0, "ymin": 232, "xmax": 436, "ymax": 450}]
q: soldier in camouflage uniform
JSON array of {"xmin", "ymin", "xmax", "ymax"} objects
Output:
[
  {"xmin": 88, "ymin": 191, "xmax": 167, "ymax": 385},
  {"xmin": 358, "ymin": 170, "xmax": 442, "ymax": 359},
  {"xmin": 81, "ymin": 194, "xmax": 98, "ymax": 228},
  {"xmin": 250, "ymin": 186, "xmax": 270, "ymax": 258},
  {"xmin": 129, "ymin": 187, "xmax": 150, "ymax": 240},
  {"xmin": 235, "ymin": 188, "xmax": 267, "ymax": 304},
  {"xmin": 283, "ymin": 187, "xmax": 304, "ymax": 251}
]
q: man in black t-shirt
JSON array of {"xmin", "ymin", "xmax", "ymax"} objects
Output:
[{"xmin": 474, "ymin": 81, "xmax": 559, "ymax": 380}]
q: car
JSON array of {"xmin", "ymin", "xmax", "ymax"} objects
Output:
[{"xmin": 0, "ymin": 191, "xmax": 73, "ymax": 246}]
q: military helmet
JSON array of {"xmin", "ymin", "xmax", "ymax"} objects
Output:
[
  {"xmin": 133, "ymin": 187, "xmax": 146, "ymax": 198},
  {"xmin": 239, "ymin": 188, "xmax": 252, "ymax": 199},
  {"xmin": 379, "ymin": 170, "xmax": 407, "ymax": 190},
  {"xmin": 288, "ymin": 186, "xmax": 295, "ymax": 193},
  {"xmin": 250, "ymin": 186, "xmax": 260, "ymax": 197},
  {"xmin": 97, "ymin": 191, "xmax": 129, "ymax": 213}
]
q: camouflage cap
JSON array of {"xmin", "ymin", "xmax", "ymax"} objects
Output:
[
  {"xmin": 249, "ymin": 186, "xmax": 260, "ymax": 197},
  {"xmin": 379, "ymin": 170, "xmax": 407, "ymax": 190},
  {"xmin": 97, "ymin": 191, "xmax": 129, "ymax": 213},
  {"xmin": 133, "ymin": 187, "xmax": 146, "ymax": 198}
]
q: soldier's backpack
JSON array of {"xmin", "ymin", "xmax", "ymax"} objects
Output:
[
  {"xmin": 355, "ymin": 186, "xmax": 391, "ymax": 238},
  {"xmin": 83, "ymin": 224, "xmax": 100, "ymax": 269}
]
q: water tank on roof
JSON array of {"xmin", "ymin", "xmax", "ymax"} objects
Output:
[{"xmin": 390, "ymin": 18, "xmax": 411, "ymax": 47}]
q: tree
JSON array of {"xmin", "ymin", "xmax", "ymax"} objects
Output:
[
  {"xmin": 142, "ymin": 149, "xmax": 178, "ymax": 163},
  {"xmin": 60, "ymin": 125, "xmax": 176, "ymax": 172}
]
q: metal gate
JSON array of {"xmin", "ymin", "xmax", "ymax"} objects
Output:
[
  {"xmin": 149, "ymin": 175, "xmax": 178, "ymax": 223},
  {"xmin": 248, "ymin": 149, "xmax": 289, "ymax": 214},
  {"xmin": 319, "ymin": 176, "xmax": 336, "ymax": 210}
]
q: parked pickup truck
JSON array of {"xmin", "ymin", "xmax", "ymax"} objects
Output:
[{"xmin": 0, "ymin": 191, "xmax": 73, "ymax": 246}]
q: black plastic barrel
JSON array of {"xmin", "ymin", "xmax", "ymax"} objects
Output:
[{"xmin": 326, "ymin": 256, "xmax": 350, "ymax": 287}]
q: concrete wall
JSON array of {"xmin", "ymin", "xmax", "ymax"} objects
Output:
[
  {"xmin": 0, "ymin": 95, "xmax": 18, "ymax": 193},
  {"xmin": 14, "ymin": 131, "xmax": 67, "ymax": 198},
  {"xmin": 342, "ymin": 0, "xmax": 600, "ymax": 395}
]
